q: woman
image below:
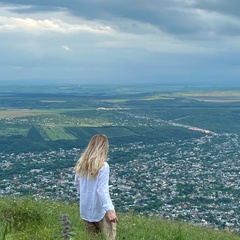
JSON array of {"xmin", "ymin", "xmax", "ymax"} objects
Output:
[{"xmin": 74, "ymin": 134, "xmax": 118, "ymax": 240}]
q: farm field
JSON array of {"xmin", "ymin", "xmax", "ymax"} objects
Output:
[
  {"xmin": 40, "ymin": 126, "xmax": 78, "ymax": 141},
  {"xmin": 0, "ymin": 84, "xmax": 240, "ymax": 153},
  {"xmin": 0, "ymin": 109, "xmax": 37, "ymax": 118}
]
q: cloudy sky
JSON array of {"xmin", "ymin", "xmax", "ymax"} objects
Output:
[{"xmin": 0, "ymin": 0, "xmax": 239, "ymax": 85}]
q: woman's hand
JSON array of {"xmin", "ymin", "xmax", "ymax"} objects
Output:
[{"xmin": 107, "ymin": 210, "xmax": 118, "ymax": 223}]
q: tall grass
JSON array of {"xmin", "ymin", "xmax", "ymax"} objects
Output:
[{"xmin": 0, "ymin": 196, "xmax": 239, "ymax": 240}]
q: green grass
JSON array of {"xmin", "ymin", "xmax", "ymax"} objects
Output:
[{"xmin": 0, "ymin": 197, "xmax": 239, "ymax": 240}]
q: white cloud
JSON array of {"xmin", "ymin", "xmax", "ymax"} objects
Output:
[
  {"xmin": 0, "ymin": 16, "xmax": 113, "ymax": 34},
  {"xmin": 61, "ymin": 45, "xmax": 71, "ymax": 51},
  {"xmin": 0, "ymin": 1, "xmax": 239, "ymax": 84},
  {"xmin": 0, "ymin": 4, "xmax": 239, "ymax": 55},
  {"xmin": 0, "ymin": 14, "xmax": 207, "ymax": 54}
]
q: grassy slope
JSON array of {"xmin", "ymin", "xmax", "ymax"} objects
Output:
[{"xmin": 0, "ymin": 197, "xmax": 239, "ymax": 240}]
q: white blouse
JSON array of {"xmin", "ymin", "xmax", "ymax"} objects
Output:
[{"xmin": 74, "ymin": 162, "xmax": 114, "ymax": 222}]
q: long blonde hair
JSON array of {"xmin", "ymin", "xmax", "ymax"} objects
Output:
[{"xmin": 74, "ymin": 134, "xmax": 109, "ymax": 179}]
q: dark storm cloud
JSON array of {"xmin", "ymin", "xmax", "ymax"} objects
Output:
[
  {"xmin": 0, "ymin": 0, "xmax": 239, "ymax": 84},
  {"xmin": 195, "ymin": 0, "xmax": 240, "ymax": 18},
  {"xmin": 1, "ymin": 0, "xmax": 239, "ymax": 37}
]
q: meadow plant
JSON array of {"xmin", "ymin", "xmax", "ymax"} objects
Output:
[
  {"xmin": 0, "ymin": 222, "xmax": 9, "ymax": 240},
  {"xmin": 55, "ymin": 213, "xmax": 76, "ymax": 240},
  {"xmin": 61, "ymin": 214, "xmax": 71, "ymax": 239}
]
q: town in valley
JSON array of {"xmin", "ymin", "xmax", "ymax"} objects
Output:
[{"xmin": 0, "ymin": 85, "xmax": 240, "ymax": 233}]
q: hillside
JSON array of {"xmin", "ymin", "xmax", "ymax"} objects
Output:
[{"xmin": 0, "ymin": 197, "xmax": 239, "ymax": 240}]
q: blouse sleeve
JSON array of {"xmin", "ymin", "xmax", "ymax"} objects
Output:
[
  {"xmin": 73, "ymin": 174, "xmax": 80, "ymax": 194},
  {"xmin": 97, "ymin": 164, "xmax": 114, "ymax": 211}
]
